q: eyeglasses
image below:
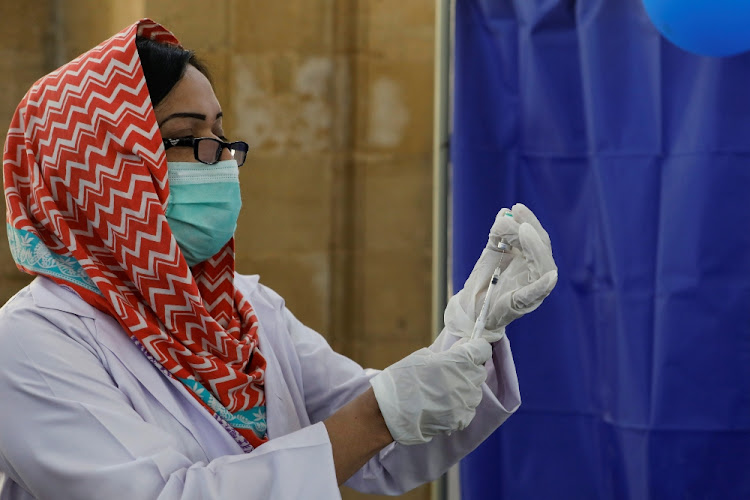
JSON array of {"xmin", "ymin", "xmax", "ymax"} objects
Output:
[{"xmin": 162, "ymin": 137, "xmax": 250, "ymax": 167}]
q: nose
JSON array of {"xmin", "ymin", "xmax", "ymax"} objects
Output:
[{"xmin": 220, "ymin": 145, "xmax": 234, "ymax": 162}]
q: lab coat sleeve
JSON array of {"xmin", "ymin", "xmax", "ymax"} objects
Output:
[
  {"xmin": 0, "ymin": 305, "xmax": 341, "ymax": 500},
  {"xmin": 284, "ymin": 309, "xmax": 521, "ymax": 496}
]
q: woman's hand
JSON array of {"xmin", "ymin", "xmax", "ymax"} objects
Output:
[
  {"xmin": 370, "ymin": 338, "xmax": 492, "ymax": 445},
  {"xmin": 324, "ymin": 338, "xmax": 491, "ymax": 484},
  {"xmin": 444, "ymin": 203, "xmax": 558, "ymax": 342}
]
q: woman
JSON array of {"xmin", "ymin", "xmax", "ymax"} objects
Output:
[{"xmin": 0, "ymin": 19, "xmax": 557, "ymax": 499}]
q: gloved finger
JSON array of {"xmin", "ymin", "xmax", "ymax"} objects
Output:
[
  {"xmin": 518, "ymin": 223, "xmax": 557, "ymax": 279},
  {"xmin": 490, "ymin": 208, "xmax": 520, "ymax": 234},
  {"xmin": 452, "ymin": 337, "xmax": 469, "ymax": 347},
  {"xmin": 488, "ymin": 208, "xmax": 521, "ymax": 251},
  {"xmin": 478, "ymin": 328, "xmax": 507, "ymax": 344},
  {"xmin": 455, "ymin": 410, "xmax": 477, "ymax": 431},
  {"xmin": 460, "ymin": 337, "xmax": 492, "ymax": 365},
  {"xmin": 495, "ymin": 257, "xmax": 527, "ymax": 294},
  {"xmin": 466, "ymin": 384, "xmax": 484, "ymax": 410},
  {"xmin": 475, "ymin": 255, "xmax": 526, "ymax": 307},
  {"xmin": 473, "ymin": 244, "xmax": 512, "ymax": 277},
  {"xmin": 442, "ymin": 294, "xmax": 477, "ymax": 339},
  {"xmin": 512, "ymin": 203, "xmax": 551, "ymax": 250},
  {"xmin": 459, "ymin": 250, "xmax": 500, "ymax": 298},
  {"xmin": 465, "ymin": 361, "xmax": 489, "ymax": 387},
  {"xmin": 511, "ymin": 270, "xmax": 558, "ymax": 311}
]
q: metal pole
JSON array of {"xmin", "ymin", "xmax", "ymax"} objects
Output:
[
  {"xmin": 431, "ymin": 0, "xmax": 452, "ymax": 498},
  {"xmin": 432, "ymin": 0, "xmax": 451, "ymax": 342}
]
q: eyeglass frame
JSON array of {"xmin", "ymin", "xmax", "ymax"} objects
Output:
[{"xmin": 162, "ymin": 137, "xmax": 250, "ymax": 167}]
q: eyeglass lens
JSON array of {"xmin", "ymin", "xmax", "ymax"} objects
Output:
[{"xmin": 196, "ymin": 139, "xmax": 247, "ymax": 166}]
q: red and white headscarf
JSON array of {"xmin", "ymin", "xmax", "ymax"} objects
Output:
[{"xmin": 3, "ymin": 19, "xmax": 267, "ymax": 452}]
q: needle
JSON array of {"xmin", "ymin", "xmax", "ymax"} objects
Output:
[{"xmin": 470, "ymin": 239, "xmax": 511, "ymax": 340}]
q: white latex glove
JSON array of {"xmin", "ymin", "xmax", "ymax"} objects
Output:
[
  {"xmin": 370, "ymin": 337, "xmax": 492, "ymax": 445},
  {"xmin": 444, "ymin": 203, "xmax": 558, "ymax": 342}
]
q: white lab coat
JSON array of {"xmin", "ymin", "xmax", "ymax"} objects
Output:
[{"xmin": 0, "ymin": 275, "xmax": 521, "ymax": 499}]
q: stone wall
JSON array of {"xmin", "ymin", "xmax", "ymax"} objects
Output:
[{"xmin": 0, "ymin": 2, "xmax": 436, "ymax": 498}]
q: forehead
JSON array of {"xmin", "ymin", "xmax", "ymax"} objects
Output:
[{"xmin": 154, "ymin": 65, "xmax": 220, "ymax": 121}]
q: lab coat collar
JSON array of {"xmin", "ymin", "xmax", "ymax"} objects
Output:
[
  {"xmin": 30, "ymin": 276, "xmax": 98, "ymax": 319},
  {"xmin": 234, "ymin": 272, "xmax": 260, "ymax": 292}
]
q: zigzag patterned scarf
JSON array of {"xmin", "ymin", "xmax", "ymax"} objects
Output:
[{"xmin": 3, "ymin": 19, "xmax": 268, "ymax": 452}]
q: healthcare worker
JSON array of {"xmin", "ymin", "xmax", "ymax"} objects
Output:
[{"xmin": 0, "ymin": 19, "xmax": 558, "ymax": 499}]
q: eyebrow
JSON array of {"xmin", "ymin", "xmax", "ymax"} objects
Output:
[{"xmin": 160, "ymin": 111, "xmax": 223, "ymax": 126}]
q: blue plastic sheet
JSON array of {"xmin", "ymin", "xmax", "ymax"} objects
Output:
[{"xmin": 453, "ymin": 1, "xmax": 750, "ymax": 498}]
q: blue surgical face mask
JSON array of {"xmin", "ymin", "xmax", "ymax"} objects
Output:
[{"xmin": 165, "ymin": 160, "xmax": 242, "ymax": 267}]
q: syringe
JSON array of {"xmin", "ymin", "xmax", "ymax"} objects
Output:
[{"xmin": 470, "ymin": 238, "xmax": 513, "ymax": 340}]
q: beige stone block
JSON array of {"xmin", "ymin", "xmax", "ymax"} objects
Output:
[
  {"xmin": 349, "ymin": 337, "xmax": 427, "ymax": 371},
  {"xmin": 330, "ymin": 1, "xmax": 358, "ymax": 54},
  {"xmin": 0, "ymin": 48, "xmax": 49, "ymax": 128},
  {"xmin": 0, "ymin": 0, "xmax": 51, "ymax": 52},
  {"xmin": 61, "ymin": 0, "xmax": 145, "ymax": 41},
  {"xmin": 0, "ymin": 273, "xmax": 34, "ymax": 306},
  {"xmin": 230, "ymin": 0, "xmax": 336, "ymax": 54},
  {"xmin": 229, "ymin": 53, "xmax": 350, "ymax": 154},
  {"xmin": 350, "ymin": 249, "xmax": 432, "ymax": 343},
  {"xmin": 110, "ymin": 0, "xmax": 146, "ymax": 30},
  {"xmin": 341, "ymin": 483, "xmax": 430, "ymax": 500},
  {"xmin": 353, "ymin": 156, "xmax": 433, "ymax": 253},
  {"xmin": 60, "ymin": 1, "xmax": 120, "ymax": 60},
  {"xmin": 0, "ymin": 226, "xmax": 34, "ymax": 302},
  {"xmin": 358, "ymin": 0, "xmax": 434, "ymax": 62},
  {"xmin": 354, "ymin": 57, "xmax": 435, "ymax": 154},
  {"xmin": 236, "ymin": 251, "xmax": 331, "ymax": 336},
  {"xmin": 143, "ymin": 0, "xmax": 228, "ymax": 51},
  {"xmin": 0, "ymin": 54, "xmax": 41, "ymax": 273},
  {"xmin": 357, "ymin": 0, "xmax": 435, "ymax": 33},
  {"xmin": 234, "ymin": 153, "xmax": 334, "ymax": 258}
]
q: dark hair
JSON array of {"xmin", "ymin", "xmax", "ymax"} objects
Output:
[{"xmin": 135, "ymin": 36, "xmax": 211, "ymax": 108}]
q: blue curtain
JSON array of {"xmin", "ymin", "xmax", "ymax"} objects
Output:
[{"xmin": 453, "ymin": 1, "xmax": 750, "ymax": 498}]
